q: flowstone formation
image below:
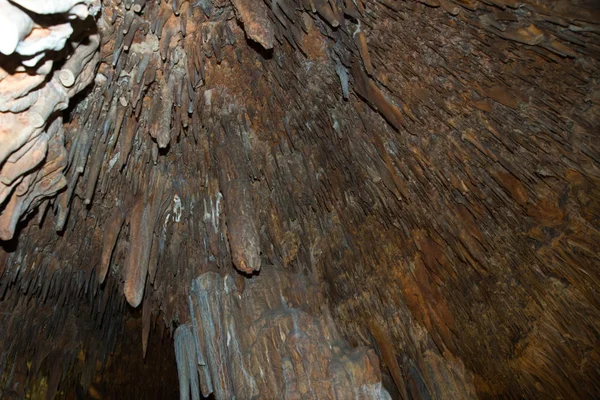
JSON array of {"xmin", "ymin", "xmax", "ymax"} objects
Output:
[
  {"xmin": 0, "ymin": 0, "xmax": 101, "ymax": 240},
  {"xmin": 176, "ymin": 269, "xmax": 390, "ymax": 399},
  {"xmin": 0, "ymin": 0, "xmax": 599, "ymax": 398}
]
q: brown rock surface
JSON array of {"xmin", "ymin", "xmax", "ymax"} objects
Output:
[{"xmin": 0, "ymin": 0, "xmax": 598, "ymax": 398}]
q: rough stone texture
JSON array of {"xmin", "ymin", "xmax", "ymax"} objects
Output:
[
  {"xmin": 0, "ymin": 0, "xmax": 598, "ymax": 398},
  {"xmin": 178, "ymin": 268, "xmax": 390, "ymax": 399},
  {"xmin": 230, "ymin": 0, "xmax": 274, "ymax": 49}
]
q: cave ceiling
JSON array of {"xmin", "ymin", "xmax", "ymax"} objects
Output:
[{"xmin": 0, "ymin": 0, "xmax": 598, "ymax": 398}]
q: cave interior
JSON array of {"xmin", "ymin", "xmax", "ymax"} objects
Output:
[{"xmin": 0, "ymin": 0, "xmax": 599, "ymax": 398}]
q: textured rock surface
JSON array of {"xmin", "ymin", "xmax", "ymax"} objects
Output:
[
  {"xmin": 0, "ymin": 0, "xmax": 598, "ymax": 398},
  {"xmin": 178, "ymin": 268, "xmax": 390, "ymax": 399},
  {"xmin": 0, "ymin": 0, "xmax": 100, "ymax": 240}
]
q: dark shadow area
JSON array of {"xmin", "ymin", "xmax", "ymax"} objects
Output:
[{"xmin": 87, "ymin": 309, "xmax": 180, "ymax": 400}]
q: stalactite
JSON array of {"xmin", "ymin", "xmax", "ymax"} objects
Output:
[{"xmin": 0, "ymin": 0, "xmax": 599, "ymax": 397}]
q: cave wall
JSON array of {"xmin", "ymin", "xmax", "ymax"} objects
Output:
[{"xmin": 0, "ymin": 0, "xmax": 599, "ymax": 398}]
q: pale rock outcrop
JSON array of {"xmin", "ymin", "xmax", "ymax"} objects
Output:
[{"xmin": 0, "ymin": 0, "xmax": 100, "ymax": 239}]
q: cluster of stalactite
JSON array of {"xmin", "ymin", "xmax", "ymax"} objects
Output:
[
  {"xmin": 0, "ymin": 271, "xmax": 179, "ymax": 398},
  {"xmin": 0, "ymin": 257, "xmax": 126, "ymax": 398},
  {"xmin": 0, "ymin": 0, "xmax": 599, "ymax": 398}
]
